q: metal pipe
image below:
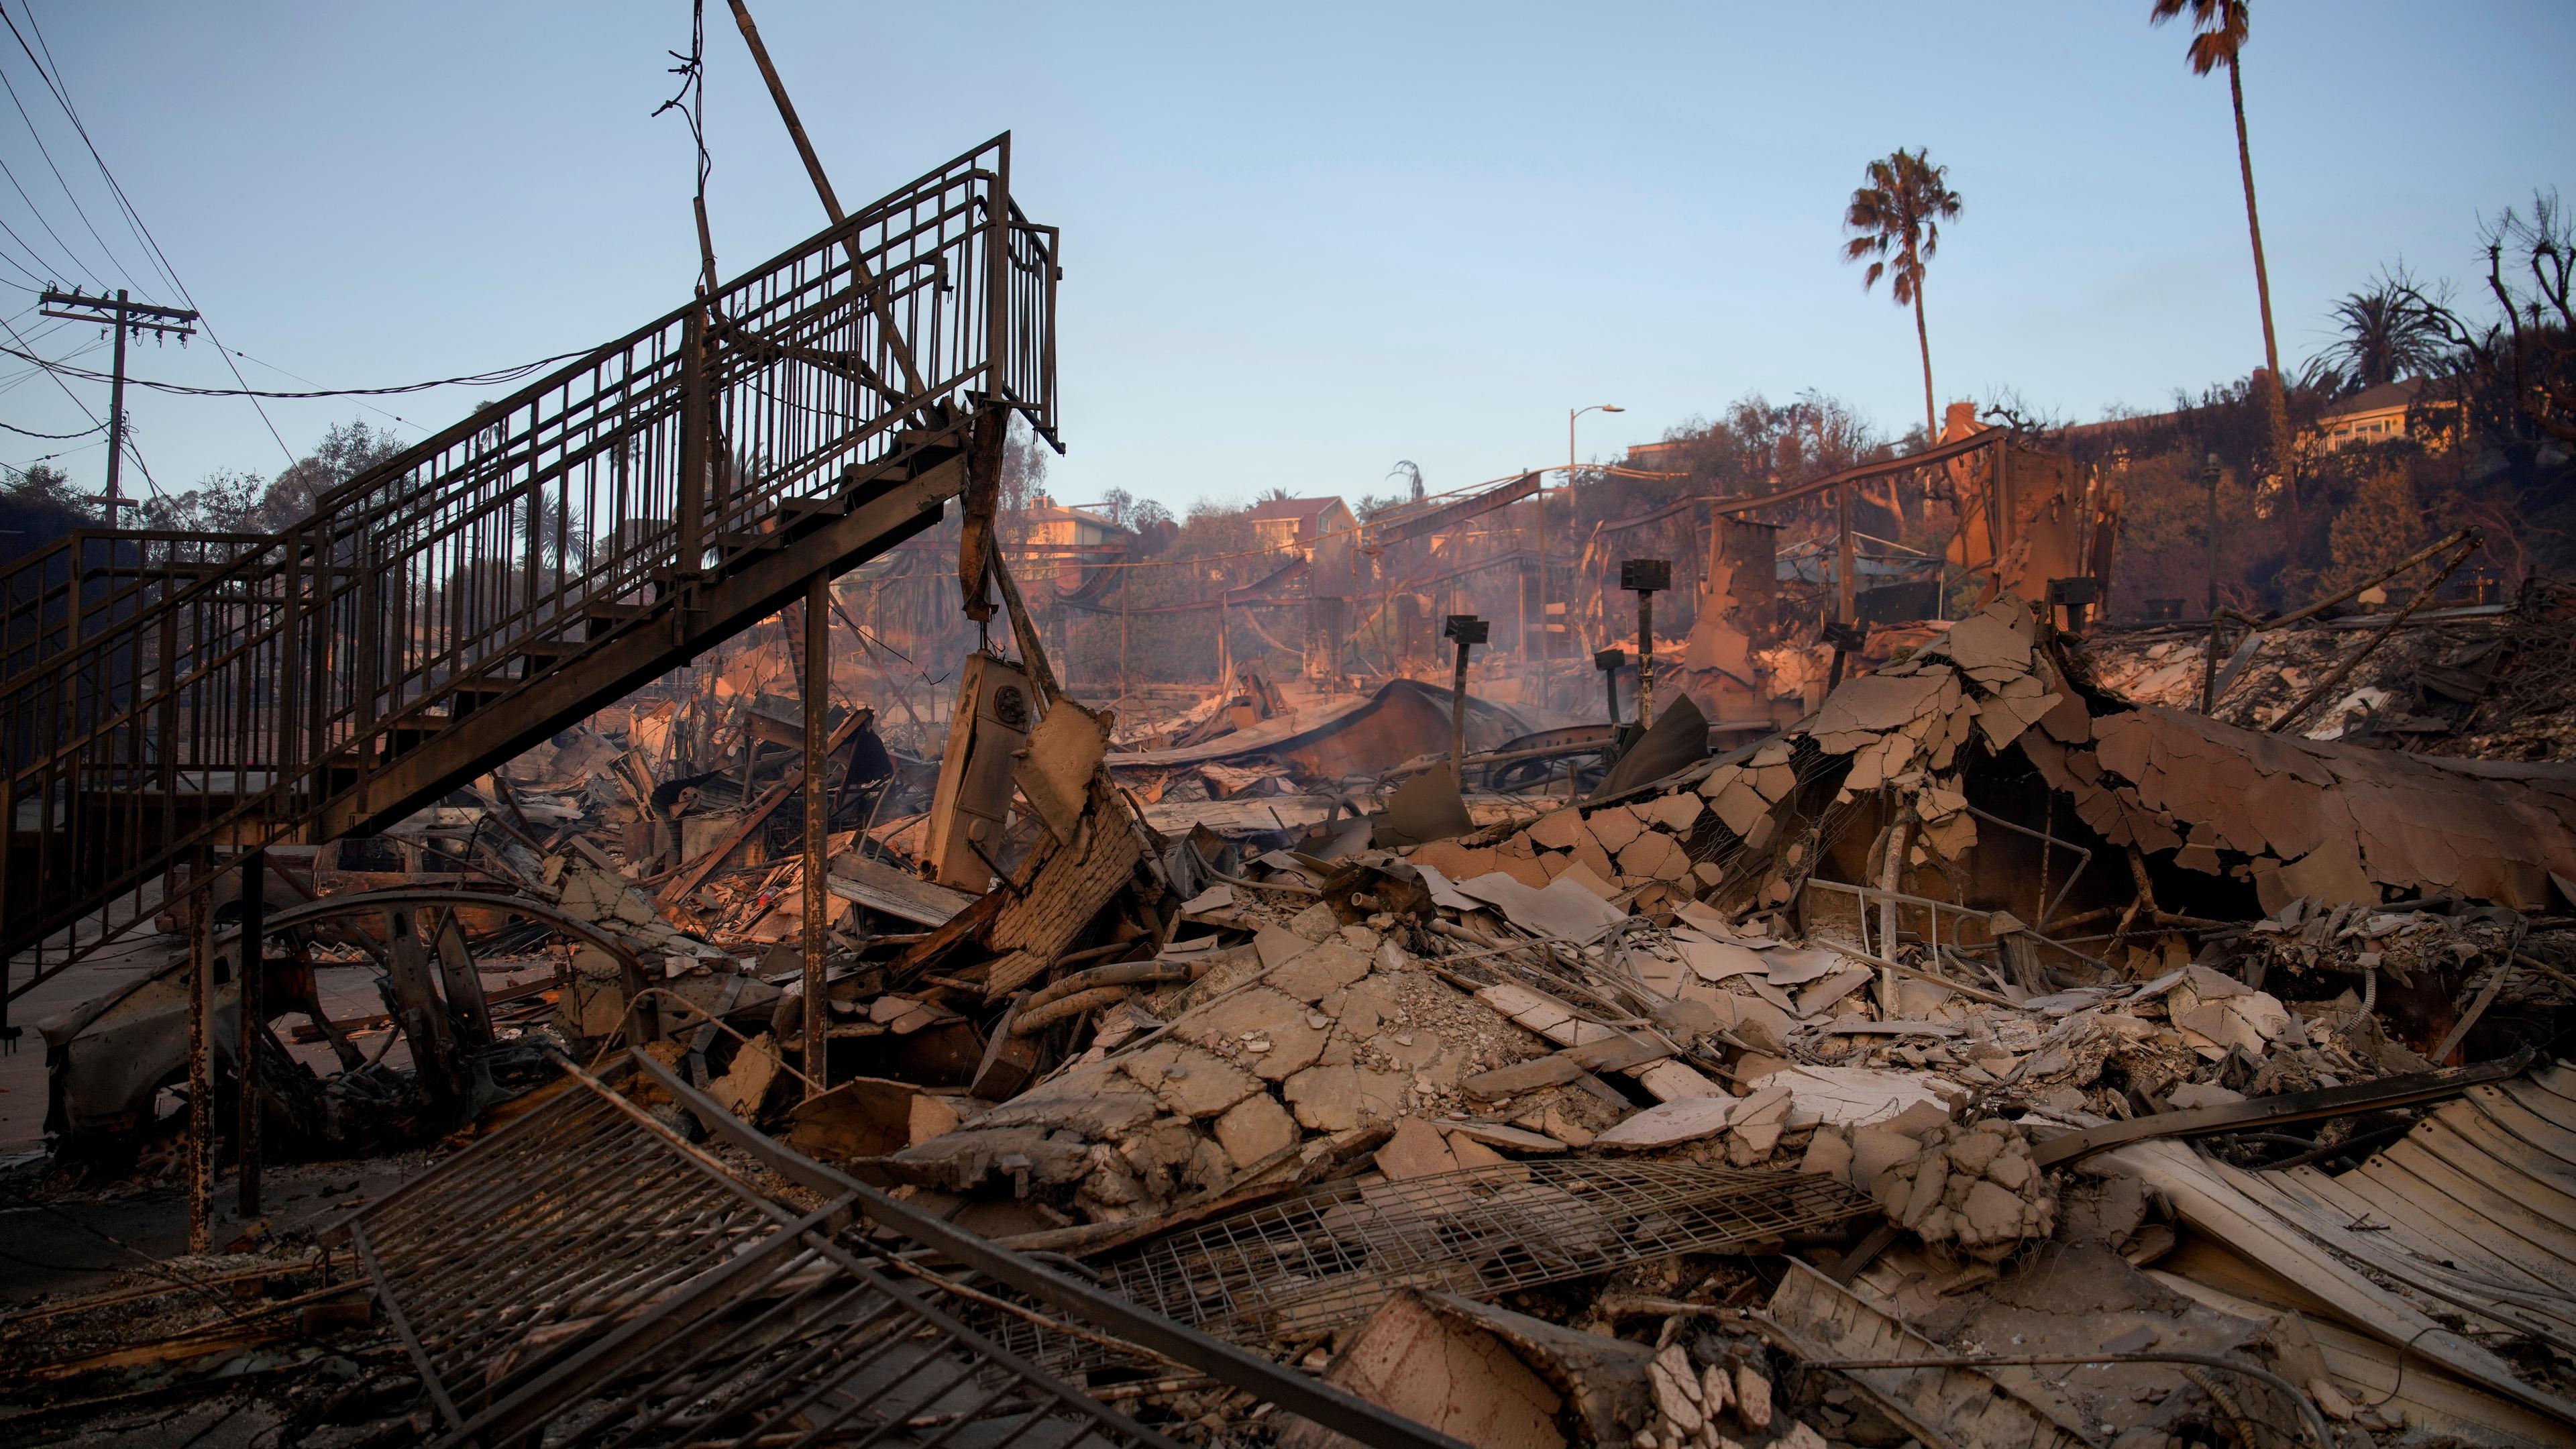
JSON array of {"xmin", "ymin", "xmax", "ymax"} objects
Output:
[
  {"xmin": 1636, "ymin": 591, "xmax": 1655, "ymax": 729},
  {"xmin": 187, "ymin": 871, "xmax": 212, "ymax": 1254},
  {"xmin": 1452, "ymin": 639, "xmax": 1470, "ymax": 763},
  {"xmin": 725, "ymin": 0, "xmax": 843, "ymax": 223},
  {"xmin": 802, "ymin": 572, "xmax": 828, "ymax": 1098},
  {"xmin": 235, "ymin": 848, "xmax": 266, "ymax": 1217}
]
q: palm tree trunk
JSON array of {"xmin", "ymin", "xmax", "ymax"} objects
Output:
[
  {"xmin": 2230, "ymin": 57, "xmax": 2295, "ymax": 504},
  {"xmin": 2229, "ymin": 60, "xmax": 2279, "ymax": 384},
  {"xmin": 1914, "ymin": 283, "xmax": 1937, "ymax": 448}
]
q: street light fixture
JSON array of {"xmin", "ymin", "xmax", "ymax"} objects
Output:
[{"xmin": 1537, "ymin": 404, "xmax": 1623, "ymax": 680}]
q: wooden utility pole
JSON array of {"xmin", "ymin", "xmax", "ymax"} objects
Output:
[{"xmin": 39, "ymin": 288, "xmax": 197, "ymax": 511}]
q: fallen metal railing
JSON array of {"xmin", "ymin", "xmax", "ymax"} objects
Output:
[
  {"xmin": 329, "ymin": 1051, "xmax": 1471, "ymax": 1449},
  {"xmin": 1087, "ymin": 1158, "xmax": 1879, "ymax": 1348}
]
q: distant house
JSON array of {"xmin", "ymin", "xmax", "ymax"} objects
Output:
[
  {"xmin": 2312, "ymin": 378, "xmax": 2454, "ymax": 453},
  {"xmin": 1022, "ymin": 494, "xmax": 1134, "ymax": 592},
  {"xmin": 1024, "ymin": 494, "xmax": 1134, "ymax": 552},
  {"xmin": 1625, "ymin": 439, "xmax": 1690, "ymax": 471},
  {"xmin": 1246, "ymin": 496, "xmax": 1357, "ymax": 552}
]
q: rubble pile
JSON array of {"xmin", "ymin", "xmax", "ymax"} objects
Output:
[
  {"xmin": 2082, "ymin": 574, "xmax": 2576, "ymax": 759},
  {"xmin": 1864, "ymin": 1119, "xmax": 2055, "ymax": 1260},
  {"xmin": 17, "ymin": 593, "xmax": 2576, "ymax": 1449}
]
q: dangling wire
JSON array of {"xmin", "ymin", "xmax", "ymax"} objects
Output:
[{"xmin": 652, "ymin": 1, "xmax": 718, "ymax": 297}]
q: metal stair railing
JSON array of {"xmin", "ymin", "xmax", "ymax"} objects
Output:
[
  {"xmin": 0, "ymin": 529, "xmax": 272, "ymax": 688},
  {"xmin": 2, "ymin": 133, "xmax": 1055, "ymax": 998}
]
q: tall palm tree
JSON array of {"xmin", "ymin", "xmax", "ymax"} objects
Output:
[
  {"xmin": 2151, "ymin": 3, "xmax": 2282, "ymax": 411},
  {"xmin": 2302, "ymin": 266, "xmax": 2454, "ymax": 395},
  {"xmin": 1841, "ymin": 148, "xmax": 1964, "ymax": 448}
]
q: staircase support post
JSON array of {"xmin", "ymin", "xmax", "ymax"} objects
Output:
[
  {"xmin": 677, "ymin": 309, "xmax": 708, "ymax": 586},
  {"xmin": 802, "ymin": 572, "xmax": 829, "ymax": 1099},
  {"xmin": 985, "ymin": 137, "xmax": 1012, "ymax": 407},
  {"xmin": 186, "ymin": 871, "xmax": 212, "ymax": 1254},
  {"xmin": 235, "ymin": 849, "xmax": 265, "ymax": 1218}
]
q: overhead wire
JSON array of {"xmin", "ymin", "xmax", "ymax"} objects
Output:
[
  {"xmin": 0, "ymin": 36, "xmax": 128, "ymax": 288},
  {"xmin": 0, "ymin": 339, "xmax": 594, "ymax": 398},
  {"xmin": 3, "ymin": 0, "xmax": 293, "ymax": 464},
  {"xmin": 0, "ymin": 202, "xmax": 64, "ymax": 288},
  {"xmin": 0, "ymin": 146, "xmax": 95, "ymax": 283},
  {"xmin": 0, "ymin": 303, "xmax": 95, "ymax": 425},
  {"xmin": 0, "ymin": 416, "xmax": 101, "ymax": 439},
  {"xmin": 220, "ymin": 345, "xmax": 428, "ymax": 436}
]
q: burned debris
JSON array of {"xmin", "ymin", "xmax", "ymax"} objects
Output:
[{"xmin": 5, "ymin": 26, "xmax": 2575, "ymax": 1449}]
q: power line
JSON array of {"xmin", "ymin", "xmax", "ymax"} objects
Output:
[
  {"xmin": 0, "ymin": 305, "xmax": 95, "ymax": 427},
  {"xmin": 0, "ymin": 416, "xmax": 101, "ymax": 439},
  {"xmin": 0, "ymin": 339, "xmax": 591, "ymax": 398},
  {"xmin": 0, "ymin": 223, "xmax": 52, "ymax": 289},
  {"xmin": 0, "ymin": 148, "xmax": 97, "ymax": 284},
  {"xmin": 0, "ymin": 38, "xmax": 130, "ymax": 288},
  {"xmin": 2, "ymin": 1, "xmax": 291, "ymax": 464},
  {"xmin": 16, "ymin": 3, "xmax": 170, "ymax": 292},
  {"xmin": 223, "ymin": 346, "xmax": 425, "ymax": 435}
]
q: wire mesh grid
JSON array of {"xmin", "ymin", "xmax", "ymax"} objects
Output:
[
  {"xmin": 337, "ymin": 1069, "xmax": 1181, "ymax": 1449},
  {"xmin": 1072, "ymin": 1159, "xmax": 1876, "ymax": 1348},
  {"xmin": 531, "ymin": 1230, "xmax": 1179, "ymax": 1449},
  {"xmin": 347, "ymin": 1075, "xmax": 793, "ymax": 1418}
]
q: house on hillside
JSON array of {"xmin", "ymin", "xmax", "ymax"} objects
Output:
[
  {"xmin": 1246, "ymin": 496, "xmax": 1357, "ymax": 552},
  {"xmin": 1023, "ymin": 494, "xmax": 1134, "ymax": 591},
  {"xmin": 1024, "ymin": 494, "xmax": 1133, "ymax": 552},
  {"xmin": 1625, "ymin": 439, "xmax": 1690, "ymax": 472},
  {"xmin": 2310, "ymin": 378, "xmax": 2457, "ymax": 453}
]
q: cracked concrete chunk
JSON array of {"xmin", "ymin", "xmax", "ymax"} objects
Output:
[
  {"xmin": 1212, "ymin": 1091, "xmax": 1299, "ymax": 1169},
  {"xmin": 1617, "ymin": 830, "xmax": 1688, "ymax": 881},
  {"xmin": 1271, "ymin": 942, "xmax": 1373, "ymax": 1002},
  {"xmin": 1960, "ymin": 1179, "xmax": 2027, "ymax": 1244},
  {"xmin": 1801, "ymin": 1128, "xmax": 1854, "ymax": 1180},
  {"xmin": 1254, "ymin": 925, "xmax": 1311, "ymax": 971},
  {"xmin": 1645, "ymin": 792, "xmax": 1705, "ymax": 833},
  {"xmin": 1527, "ymin": 806, "xmax": 1587, "ymax": 851},
  {"xmin": 1281, "ymin": 1063, "xmax": 1407, "ymax": 1132},
  {"xmin": 1183, "ymin": 985, "xmax": 1328, "ymax": 1079},
  {"xmin": 1586, "ymin": 806, "xmax": 1644, "ymax": 854},
  {"xmin": 1594, "ymin": 1095, "xmax": 1737, "ymax": 1149},
  {"xmin": 1120, "ymin": 1042, "xmax": 1262, "ymax": 1119},
  {"xmin": 1288, "ymin": 901, "xmax": 1342, "ymax": 942},
  {"xmin": 1375, "ymin": 1116, "xmax": 1460, "ymax": 1179}
]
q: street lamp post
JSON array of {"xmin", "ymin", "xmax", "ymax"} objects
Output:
[{"xmin": 1546, "ymin": 403, "xmax": 1622, "ymax": 688}]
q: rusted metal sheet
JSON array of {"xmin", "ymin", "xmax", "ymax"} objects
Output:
[
  {"xmin": 924, "ymin": 650, "xmax": 1034, "ymax": 890},
  {"xmin": 1108, "ymin": 680, "xmax": 1532, "ymax": 775}
]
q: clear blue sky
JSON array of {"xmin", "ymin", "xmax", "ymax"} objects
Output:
[{"xmin": 3, "ymin": 1, "xmax": 2570, "ymax": 513}]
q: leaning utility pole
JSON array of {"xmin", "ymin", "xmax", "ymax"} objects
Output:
[{"xmin": 39, "ymin": 288, "xmax": 198, "ymax": 513}]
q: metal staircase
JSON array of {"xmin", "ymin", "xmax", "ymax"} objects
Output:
[{"xmin": 1, "ymin": 135, "xmax": 1055, "ymax": 999}]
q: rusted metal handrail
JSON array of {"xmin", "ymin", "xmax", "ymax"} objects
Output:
[{"xmin": 3, "ymin": 136, "xmax": 1055, "ymax": 1001}]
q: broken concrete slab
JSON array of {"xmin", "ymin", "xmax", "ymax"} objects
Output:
[{"xmin": 1593, "ymin": 1095, "xmax": 1737, "ymax": 1150}]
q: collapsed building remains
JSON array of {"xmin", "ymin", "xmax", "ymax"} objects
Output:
[{"xmin": 5, "ymin": 113, "xmax": 2575, "ymax": 1449}]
